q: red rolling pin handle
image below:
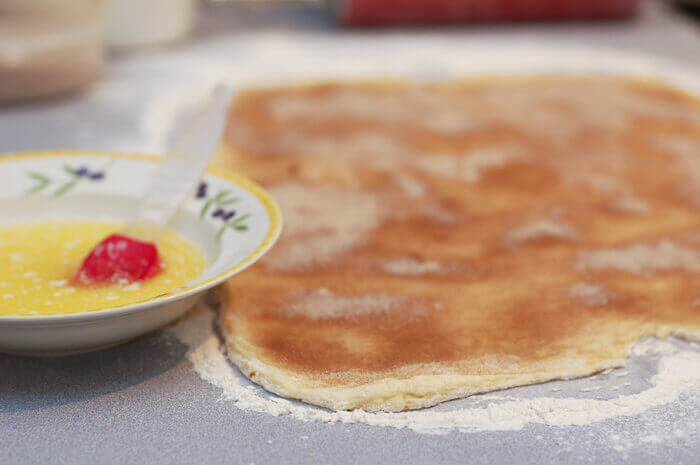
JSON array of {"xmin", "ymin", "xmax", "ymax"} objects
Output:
[{"xmin": 331, "ymin": 0, "xmax": 639, "ymax": 25}]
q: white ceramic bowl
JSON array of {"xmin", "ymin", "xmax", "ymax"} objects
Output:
[{"xmin": 0, "ymin": 150, "xmax": 282, "ymax": 355}]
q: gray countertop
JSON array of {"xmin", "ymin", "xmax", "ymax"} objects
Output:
[{"xmin": 1, "ymin": 2, "xmax": 699, "ymax": 464}]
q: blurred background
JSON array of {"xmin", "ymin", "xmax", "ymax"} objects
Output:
[{"xmin": 0, "ymin": 0, "xmax": 698, "ymax": 153}]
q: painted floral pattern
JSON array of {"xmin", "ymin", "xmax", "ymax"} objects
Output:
[
  {"xmin": 25, "ymin": 163, "xmax": 109, "ymax": 197},
  {"xmin": 196, "ymin": 182, "xmax": 250, "ymax": 240},
  {"xmin": 23, "ymin": 163, "xmax": 250, "ymax": 242}
]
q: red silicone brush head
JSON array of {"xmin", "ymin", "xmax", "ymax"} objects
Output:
[{"xmin": 76, "ymin": 234, "xmax": 162, "ymax": 285}]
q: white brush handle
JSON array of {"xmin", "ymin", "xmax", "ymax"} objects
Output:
[{"xmin": 132, "ymin": 85, "xmax": 232, "ymax": 239}]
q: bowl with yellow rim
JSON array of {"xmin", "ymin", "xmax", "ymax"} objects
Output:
[{"xmin": 0, "ymin": 150, "xmax": 282, "ymax": 355}]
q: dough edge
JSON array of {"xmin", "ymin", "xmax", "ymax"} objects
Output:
[{"xmin": 219, "ymin": 311, "xmax": 700, "ymax": 412}]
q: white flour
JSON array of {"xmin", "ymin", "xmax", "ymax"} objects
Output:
[{"xmin": 168, "ymin": 305, "xmax": 700, "ymax": 435}]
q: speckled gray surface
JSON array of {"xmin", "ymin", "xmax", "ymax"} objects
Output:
[{"xmin": 1, "ymin": 2, "xmax": 699, "ymax": 464}]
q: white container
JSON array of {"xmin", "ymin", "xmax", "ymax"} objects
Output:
[
  {"xmin": 0, "ymin": 0, "xmax": 104, "ymax": 102},
  {"xmin": 105, "ymin": 0, "xmax": 197, "ymax": 49}
]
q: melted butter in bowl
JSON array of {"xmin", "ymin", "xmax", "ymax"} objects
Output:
[
  {"xmin": 0, "ymin": 220, "xmax": 208, "ymax": 316},
  {"xmin": 0, "ymin": 150, "xmax": 280, "ymax": 355}
]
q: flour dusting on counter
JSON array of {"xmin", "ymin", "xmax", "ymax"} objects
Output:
[
  {"xmin": 170, "ymin": 305, "xmax": 700, "ymax": 435},
  {"xmin": 150, "ymin": 39, "xmax": 700, "ymax": 437}
]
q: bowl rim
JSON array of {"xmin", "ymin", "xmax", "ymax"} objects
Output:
[{"xmin": 0, "ymin": 149, "xmax": 282, "ymax": 325}]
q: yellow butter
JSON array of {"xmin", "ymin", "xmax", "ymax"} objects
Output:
[{"xmin": 0, "ymin": 220, "xmax": 207, "ymax": 316}]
